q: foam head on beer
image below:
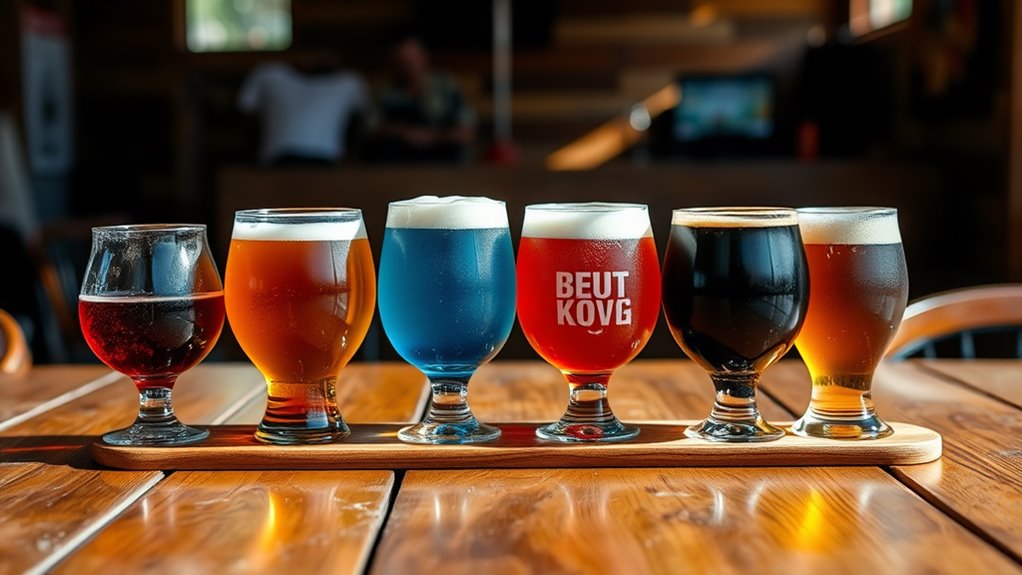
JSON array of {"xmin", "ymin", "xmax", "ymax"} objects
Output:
[
  {"xmin": 232, "ymin": 208, "xmax": 367, "ymax": 241},
  {"xmin": 671, "ymin": 206, "xmax": 798, "ymax": 228},
  {"xmin": 797, "ymin": 207, "xmax": 901, "ymax": 245},
  {"xmin": 522, "ymin": 202, "xmax": 652, "ymax": 239},
  {"xmin": 387, "ymin": 196, "xmax": 508, "ymax": 229}
]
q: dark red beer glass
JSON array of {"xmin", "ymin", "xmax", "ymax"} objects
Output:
[{"xmin": 79, "ymin": 224, "xmax": 225, "ymax": 445}]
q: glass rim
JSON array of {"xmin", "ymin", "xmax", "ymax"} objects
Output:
[
  {"xmin": 797, "ymin": 206, "xmax": 897, "ymax": 217},
  {"xmin": 672, "ymin": 206, "xmax": 797, "ymax": 227},
  {"xmin": 235, "ymin": 207, "xmax": 363, "ymax": 220},
  {"xmin": 525, "ymin": 202, "xmax": 648, "ymax": 213},
  {"xmin": 93, "ymin": 223, "xmax": 206, "ymax": 235}
]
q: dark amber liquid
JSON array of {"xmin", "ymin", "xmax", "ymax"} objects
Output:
[{"xmin": 79, "ymin": 292, "xmax": 225, "ymax": 389}]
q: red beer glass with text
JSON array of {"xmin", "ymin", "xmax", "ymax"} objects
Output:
[{"xmin": 517, "ymin": 203, "xmax": 660, "ymax": 442}]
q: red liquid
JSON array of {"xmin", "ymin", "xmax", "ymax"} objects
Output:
[
  {"xmin": 517, "ymin": 237, "xmax": 661, "ymax": 374},
  {"xmin": 79, "ymin": 292, "xmax": 225, "ymax": 389}
]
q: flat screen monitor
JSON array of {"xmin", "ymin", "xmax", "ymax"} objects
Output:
[{"xmin": 673, "ymin": 75, "xmax": 775, "ymax": 143}]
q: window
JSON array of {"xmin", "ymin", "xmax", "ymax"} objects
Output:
[
  {"xmin": 850, "ymin": 0, "xmax": 912, "ymax": 37},
  {"xmin": 185, "ymin": 0, "xmax": 291, "ymax": 52}
]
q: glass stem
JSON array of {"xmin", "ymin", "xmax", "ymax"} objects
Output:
[
  {"xmin": 561, "ymin": 373, "xmax": 616, "ymax": 424},
  {"xmin": 708, "ymin": 372, "xmax": 763, "ymax": 425},
  {"xmin": 425, "ymin": 377, "xmax": 473, "ymax": 424},
  {"xmin": 135, "ymin": 385, "xmax": 179, "ymax": 426}
]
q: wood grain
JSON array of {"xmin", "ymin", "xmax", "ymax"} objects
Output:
[
  {"xmin": 0, "ymin": 366, "xmax": 118, "ymax": 431},
  {"xmin": 760, "ymin": 360, "xmax": 1022, "ymax": 562},
  {"xmin": 918, "ymin": 359, "xmax": 1022, "ymax": 410},
  {"xmin": 470, "ymin": 359, "xmax": 794, "ymax": 423},
  {"xmin": 0, "ymin": 363, "xmax": 264, "ymax": 465},
  {"xmin": 0, "ymin": 462, "xmax": 163, "ymax": 575},
  {"xmin": 223, "ymin": 363, "xmax": 429, "ymax": 424},
  {"xmin": 91, "ymin": 421, "xmax": 940, "ymax": 471},
  {"xmin": 370, "ymin": 467, "xmax": 1019, "ymax": 575},
  {"xmin": 0, "ymin": 364, "xmax": 262, "ymax": 575},
  {"xmin": 54, "ymin": 471, "xmax": 394, "ymax": 575}
]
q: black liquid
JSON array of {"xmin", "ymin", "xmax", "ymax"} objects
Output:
[{"xmin": 662, "ymin": 225, "xmax": 809, "ymax": 373}]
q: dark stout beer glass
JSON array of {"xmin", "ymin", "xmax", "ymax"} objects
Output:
[{"xmin": 662, "ymin": 207, "xmax": 808, "ymax": 442}]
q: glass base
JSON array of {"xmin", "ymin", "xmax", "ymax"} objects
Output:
[
  {"xmin": 398, "ymin": 376, "xmax": 499, "ymax": 444},
  {"xmin": 536, "ymin": 419, "xmax": 639, "ymax": 443},
  {"xmin": 685, "ymin": 417, "xmax": 785, "ymax": 443},
  {"xmin": 791, "ymin": 412, "xmax": 893, "ymax": 440},
  {"xmin": 255, "ymin": 420, "xmax": 351, "ymax": 445},
  {"xmin": 102, "ymin": 422, "xmax": 209, "ymax": 446},
  {"xmin": 398, "ymin": 420, "xmax": 501, "ymax": 445}
]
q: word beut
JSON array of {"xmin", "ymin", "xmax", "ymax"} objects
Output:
[{"xmin": 555, "ymin": 271, "xmax": 632, "ymax": 328}]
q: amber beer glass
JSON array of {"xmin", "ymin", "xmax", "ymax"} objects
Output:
[
  {"xmin": 792, "ymin": 207, "xmax": 908, "ymax": 439},
  {"xmin": 517, "ymin": 203, "xmax": 661, "ymax": 442},
  {"xmin": 662, "ymin": 208, "xmax": 809, "ymax": 442},
  {"xmin": 225, "ymin": 208, "xmax": 376, "ymax": 444}
]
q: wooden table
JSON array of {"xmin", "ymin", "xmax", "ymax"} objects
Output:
[{"xmin": 2, "ymin": 359, "xmax": 1021, "ymax": 574}]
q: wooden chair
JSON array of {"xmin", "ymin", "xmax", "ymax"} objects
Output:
[
  {"xmin": 886, "ymin": 284, "xmax": 1022, "ymax": 359},
  {"xmin": 0, "ymin": 308, "xmax": 32, "ymax": 377}
]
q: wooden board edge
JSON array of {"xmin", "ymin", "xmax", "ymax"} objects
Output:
[{"xmin": 91, "ymin": 421, "xmax": 942, "ymax": 471}]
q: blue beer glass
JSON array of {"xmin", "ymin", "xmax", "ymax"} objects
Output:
[{"xmin": 378, "ymin": 196, "xmax": 516, "ymax": 444}]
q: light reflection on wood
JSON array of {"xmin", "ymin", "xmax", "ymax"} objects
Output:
[{"xmin": 372, "ymin": 467, "xmax": 1016, "ymax": 574}]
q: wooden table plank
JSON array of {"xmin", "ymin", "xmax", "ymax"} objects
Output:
[
  {"xmin": 470, "ymin": 359, "xmax": 794, "ymax": 424},
  {"xmin": 371, "ymin": 468, "xmax": 1019, "ymax": 574},
  {"xmin": 0, "ymin": 366, "xmax": 119, "ymax": 431},
  {"xmin": 224, "ymin": 363, "xmax": 429, "ymax": 424},
  {"xmin": 1, "ymin": 362, "xmax": 264, "ymax": 461},
  {"xmin": 54, "ymin": 470, "xmax": 394, "ymax": 575},
  {"xmin": 0, "ymin": 462, "xmax": 163, "ymax": 575},
  {"xmin": 918, "ymin": 359, "xmax": 1022, "ymax": 411},
  {"xmin": 0, "ymin": 363, "xmax": 263, "ymax": 575},
  {"xmin": 760, "ymin": 360, "xmax": 1022, "ymax": 563}
]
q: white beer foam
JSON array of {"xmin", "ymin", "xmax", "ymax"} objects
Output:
[
  {"xmin": 522, "ymin": 203, "xmax": 653, "ymax": 240},
  {"xmin": 386, "ymin": 196, "xmax": 508, "ymax": 229},
  {"xmin": 232, "ymin": 219, "xmax": 366, "ymax": 241},
  {"xmin": 672, "ymin": 207, "xmax": 798, "ymax": 228},
  {"xmin": 798, "ymin": 207, "xmax": 902, "ymax": 245}
]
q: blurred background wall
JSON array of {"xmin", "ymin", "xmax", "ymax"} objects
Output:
[{"xmin": 1, "ymin": 0, "xmax": 1017, "ymax": 363}]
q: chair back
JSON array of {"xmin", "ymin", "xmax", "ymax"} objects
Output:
[
  {"xmin": 0, "ymin": 308, "xmax": 32, "ymax": 377},
  {"xmin": 887, "ymin": 284, "xmax": 1022, "ymax": 359}
]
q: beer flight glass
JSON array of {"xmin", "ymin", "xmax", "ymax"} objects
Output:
[
  {"xmin": 792, "ymin": 207, "xmax": 908, "ymax": 439},
  {"xmin": 378, "ymin": 196, "xmax": 515, "ymax": 444},
  {"xmin": 224, "ymin": 208, "xmax": 376, "ymax": 445},
  {"xmin": 662, "ymin": 207, "xmax": 809, "ymax": 442},
  {"xmin": 517, "ymin": 203, "xmax": 661, "ymax": 442},
  {"xmin": 80, "ymin": 224, "xmax": 225, "ymax": 445}
]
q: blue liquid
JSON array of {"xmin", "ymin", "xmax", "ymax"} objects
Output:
[{"xmin": 378, "ymin": 227, "xmax": 516, "ymax": 379}]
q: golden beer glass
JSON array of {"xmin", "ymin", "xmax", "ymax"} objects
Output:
[
  {"xmin": 792, "ymin": 207, "xmax": 909, "ymax": 439},
  {"xmin": 225, "ymin": 208, "xmax": 376, "ymax": 444}
]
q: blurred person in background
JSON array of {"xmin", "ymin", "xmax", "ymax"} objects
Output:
[
  {"xmin": 365, "ymin": 34, "xmax": 476, "ymax": 163},
  {"xmin": 238, "ymin": 53, "xmax": 368, "ymax": 166}
]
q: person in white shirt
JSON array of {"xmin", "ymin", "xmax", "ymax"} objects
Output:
[{"xmin": 238, "ymin": 60, "xmax": 367, "ymax": 165}]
